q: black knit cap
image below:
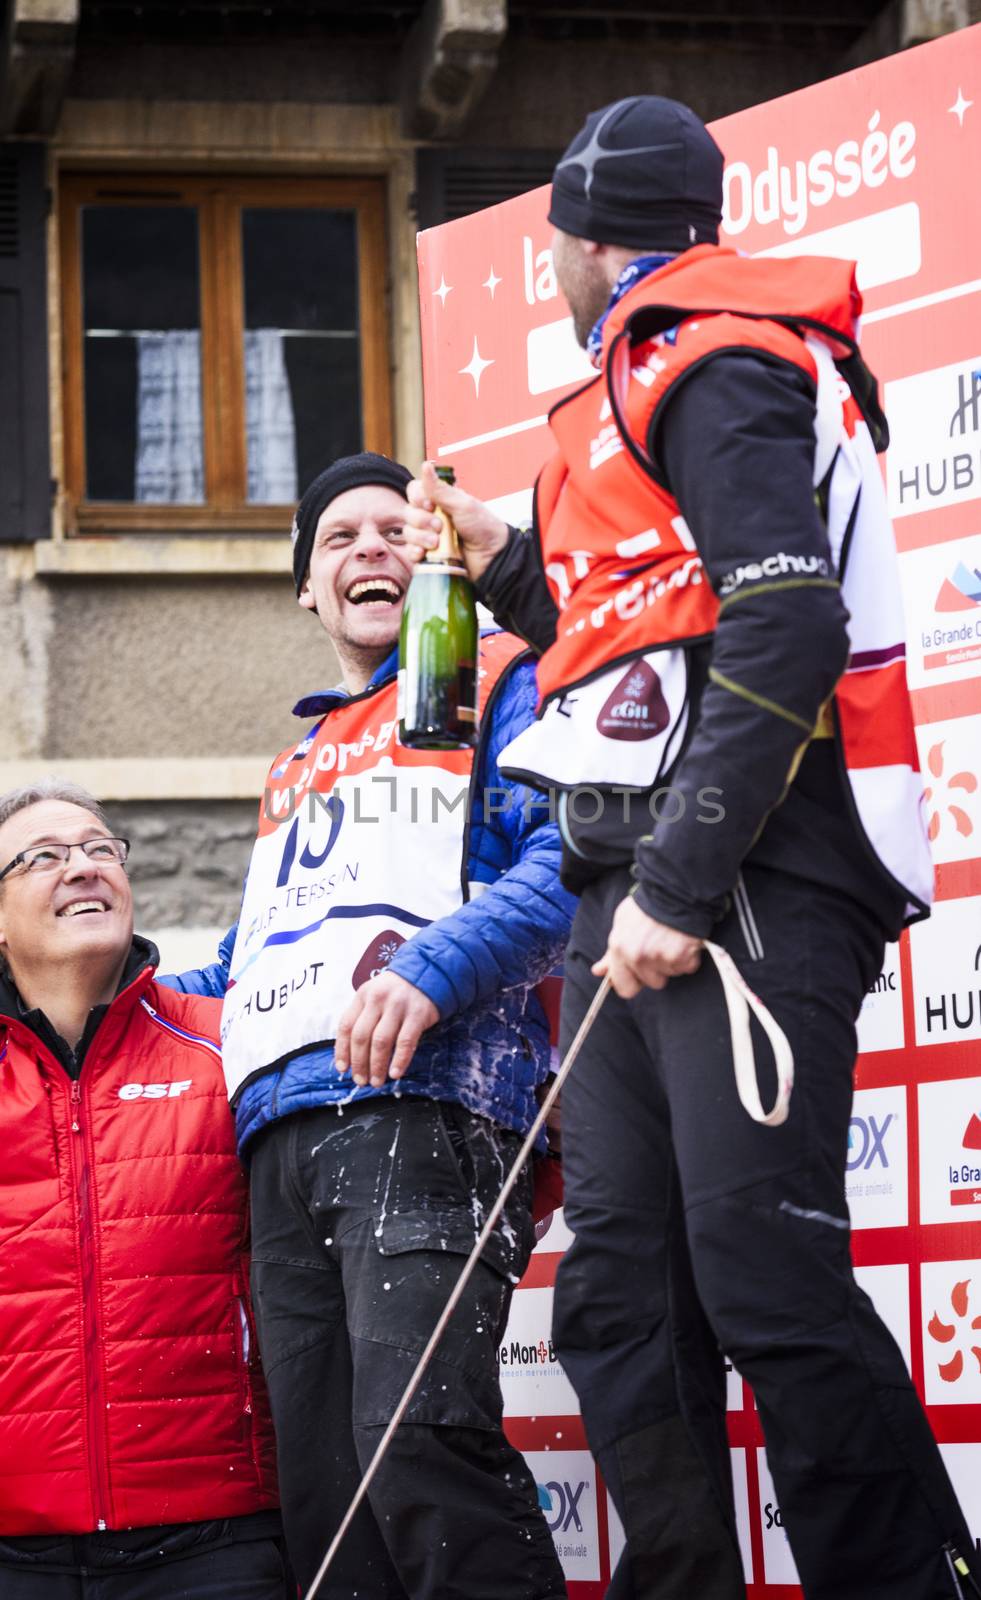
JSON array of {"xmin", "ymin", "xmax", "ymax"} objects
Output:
[
  {"xmin": 548, "ymin": 96, "xmax": 724, "ymax": 252},
  {"xmin": 291, "ymin": 451, "xmax": 413, "ymax": 593}
]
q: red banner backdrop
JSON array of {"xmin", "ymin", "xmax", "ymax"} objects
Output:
[{"xmin": 418, "ymin": 26, "xmax": 981, "ymax": 1595}]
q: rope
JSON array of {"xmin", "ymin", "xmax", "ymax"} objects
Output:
[{"xmin": 301, "ymin": 975, "xmax": 612, "ymax": 1600}]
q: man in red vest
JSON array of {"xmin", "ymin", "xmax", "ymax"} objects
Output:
[
  {"xmin": 403, "ymin": 98, "xmax": 979, "ymax": 1600},
  {"xmin": 0, "ymin": 779, "xmax": 285, "ymax": 1598}
]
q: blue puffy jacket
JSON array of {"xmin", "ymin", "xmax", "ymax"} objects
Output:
[{"xmin": 163, "ymin": 643, "xmax": 577, "ymax": 1156}]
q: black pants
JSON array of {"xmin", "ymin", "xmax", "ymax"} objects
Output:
[
  {"xmin": 0, "ymin": 1525, "xmax": 289, "ymax": 1599},
  {"xmin": 553, "ymin": 864, "xmax": 979, "ymax": 1600},
  {"xmin": 249, "ymin": 1096, "xmax": 567, "ymax": 1600}
]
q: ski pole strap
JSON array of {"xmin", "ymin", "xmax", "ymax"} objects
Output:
[{"xmin": 703, "ymin": 940, "xmax": 794, "ymax": 1127}]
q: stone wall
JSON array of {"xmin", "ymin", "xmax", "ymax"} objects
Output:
[{"xmin": 103, "ymin": 799, "xmax": 258, "ymax": 930}]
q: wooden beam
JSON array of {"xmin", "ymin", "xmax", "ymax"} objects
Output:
[
  {"xmin": 0, "ymin": 0, "xmax": 79, "ymax": 137},
  {"xmin": 400, "ymin": 0, "xmax": 507, "ymax": 141},
  {"xmin": 840, "ymin": 0, "xmax": 981, "ymax": 72}
]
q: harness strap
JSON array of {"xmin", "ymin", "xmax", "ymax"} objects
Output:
[{"xmin": 704, "ymin": 940, "xmax": 794, "ymax": 1126}]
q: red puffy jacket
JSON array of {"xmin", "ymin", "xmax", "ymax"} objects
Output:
[{"xmin": 0, "ymin": 960, "xmax": 278, "ymax": 1534}]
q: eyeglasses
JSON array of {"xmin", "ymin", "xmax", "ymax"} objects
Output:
[{"xmin": 0, "ymin": 837, "xmax": 130, "ymax": 883}]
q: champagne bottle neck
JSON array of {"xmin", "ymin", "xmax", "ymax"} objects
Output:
[{"xmin": 427, "ymin": 506, "xmax": 464, "ymax": 568}]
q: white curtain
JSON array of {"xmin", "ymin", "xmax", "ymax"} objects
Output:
[
  {"xmin": 245, "ymin": 328, "xmax": 298, "ymax": 504},
  {"xmin": 135, "ymin": 331, "xmax": 205, "ymax": 504}
]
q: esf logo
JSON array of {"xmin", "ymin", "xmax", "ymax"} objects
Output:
[
  {"xmin": 118, "ymin": 1080, "xmax": 192, "ymax": 1100},
  {"xmin": 847, "ymin": 1113, "xmax": 893, "ymax": 1171},
  {"xmin": 537, "ymin": 1480, "xmax": 586, "ymax": 1534}
]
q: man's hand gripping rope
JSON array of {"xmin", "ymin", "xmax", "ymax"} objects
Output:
[{"xmin": 301, "ymin": 919, "xmax": 793, "ymax": 1599}]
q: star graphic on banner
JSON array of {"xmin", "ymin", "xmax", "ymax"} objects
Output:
[
  {"xmin": 949, "ymin": 86, "xmax": 973, "ymax": 125},
  {"xmin": 483, "ymin": 265, "xmax": 502, "ymax": 298},
  {"xmin": 433, "ymin": 275, "xmax": 452, "ymax": 307},
  {"xmin": 554, "ymin": 98, "xmax": 675, "ymax": 198},
  {"xmin": 459, "ymin": 337, "xmax": 494, "ymax": 396}
]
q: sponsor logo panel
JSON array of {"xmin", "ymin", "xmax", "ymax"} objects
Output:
[
  {"xmin": 498, "ymin": 1286, "xmax": 579, "ymax": 1417},
  {"xmin": 885, "ymin": 360, "xmax": 981, "ymax": 520},
  {"xmin": 523, "ymin": 1450, "xmax": 600, "ymax": 1582},
  {"xmin": 922, "ymin": 1262, "xmax": 981, "ymax": 1404},
  {"xmin": 898, "ymin": 536, "xmax": 981, "ymax": 689},
  {"xmin": 915, "ymin": 715, "xmax": 981, "ymax": 867},
  {"xmin": 757, "ymin": 1449, "xmax": 800, "ymax": 1585},
  {"xmin": 909, "ymin": 897, "xmax": 981, "ymax": 1048},
  {"xmin": 918, "ymin": 1077, "xmax": 981, "ymax": 1224},
  {"xmin": 853, "ymin": 1263, "xmax": 912, "ymax": 1373},
  {"xmin": 856, "ymin": 943, "xmax": 905, "ymax": 1054},
  {"xmin": 846, "ymin": 1087, "xmax": 908, "ymax": 1229}
]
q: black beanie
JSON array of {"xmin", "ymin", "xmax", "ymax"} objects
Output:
[
  {"xmin": 548, "ymin": 96, "xmax": 724, "ymax": 252},
  {"xmin": 291, "ymin": 452, "xmax": 413, "ymax": 594}
]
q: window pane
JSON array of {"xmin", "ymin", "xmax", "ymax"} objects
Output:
[
  {"xmin": 242, "ymin": 208, "xmax": 362, "ymax": 504},
  {"xmin": 81, "ymin": 205, "xmax": 204, "ymax": 503},
  {"xmin": 243, "ymin": 209, "xmax": 358, "ymax": 331}
]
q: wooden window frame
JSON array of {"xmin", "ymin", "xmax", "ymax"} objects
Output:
[{"xmin": 59, "ymin": 172, "xmax": 392, "ymax": 533}]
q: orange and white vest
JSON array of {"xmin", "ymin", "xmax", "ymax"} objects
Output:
[
  {"xmin": 222, "ymin": 631, "xmax": 525, "ymax": 1102},
  {"xmin": 499, "ymin": 246, "xmax": 932, "ymax": 921}
]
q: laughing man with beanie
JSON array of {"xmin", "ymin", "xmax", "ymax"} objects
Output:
[
  {"xmin": 401, "ymin": 98, "xmax": 979, "ymax": 1600},
  {"xmin": 167, "ymin": 453, "xmax": 573, "ymax": 1600}
]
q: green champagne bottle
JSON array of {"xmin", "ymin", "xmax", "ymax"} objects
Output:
[{"xmin": 398, "ymin": 465, "xmax": 479, "ymax": 750}]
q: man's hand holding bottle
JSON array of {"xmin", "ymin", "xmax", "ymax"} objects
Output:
[{"xmin": 403, "ymin": 462, "xmax": 510, "ymax": 584}]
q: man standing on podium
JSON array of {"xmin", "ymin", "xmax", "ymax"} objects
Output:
[
  {"xmin": 168, "ymin": 452, "xmax": 573, "ymax": 1600},
  {"xmin": 403, "ymin": 96, "xmax": 979, "ymax": 1600}
]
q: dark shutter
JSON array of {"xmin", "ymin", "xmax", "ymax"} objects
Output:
[
  {"xmin": 0, "ymin": 142, "xmax": 51, "ymax": 542},
  {"xmin": 415, "ymin": 147, "xmax": 559, "ymax": 231}
]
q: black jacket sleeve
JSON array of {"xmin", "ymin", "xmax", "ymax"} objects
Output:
[
  {"xmin": 475, "ymin": 525, "xmax": 558, "ymax": 654},
  {"xmin": 631, "ymin": 351, "xmax": 851, "ymax": 936}
]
